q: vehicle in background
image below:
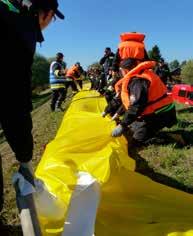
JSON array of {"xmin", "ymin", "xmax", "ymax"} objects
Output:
[{"xmin": 171, "ymin": 84, "xmax": 193, "ymax": 106}]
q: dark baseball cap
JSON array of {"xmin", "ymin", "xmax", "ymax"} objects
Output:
[
  {"xmin": 35, "ymin": 0, "xmax": 65, "ymax": 20},
  {"xmin": 105, "ymin": 47, "xmax": 111, "ymax": 52},
  {"xmin": 56, "ymin": 52, "xmax": 64, "ymax": 58}
]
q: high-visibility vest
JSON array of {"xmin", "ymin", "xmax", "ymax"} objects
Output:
[
  {"xmin": 120, "ymin": 61, "xmax": 173, "ymax": 116},
  {"xmin": 49, "ymin": 61, "xmax": 65, "ymax": 89}
]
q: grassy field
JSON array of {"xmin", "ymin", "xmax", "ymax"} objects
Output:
[
  {"xmin": 137, "ymin": 104, "xmax": 193, "ymax": 192},
  {"xmin": 32, "ymin": 90, "xmax": 52, "ymax": 109},
  {"xmin": 0, "ymin": 91, "xmax": 193, "ymax": 235}
]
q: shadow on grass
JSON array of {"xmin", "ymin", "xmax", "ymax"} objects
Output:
[
  {"xmin": 128, "ymin": 147, "xmax": 193, "ymax": 194},
  {"xmin": 125, "ymin": 119, "xmax": 193, "ymax": 193},
  {"xmin": 0, "ymin": 218, "xmax": 22, "ymax": 236},
  {"xmin": 156, "ymin": 129, "xmax": 193, "ymax": 148},
  {"xmin": 143, "ymin": 119, "xmax": 193, "ymax": 149}
]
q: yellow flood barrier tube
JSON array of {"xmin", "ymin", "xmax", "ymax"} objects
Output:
[{"xmin": 35, "ymin": 89, "xmax": 193, "ymax": 236}]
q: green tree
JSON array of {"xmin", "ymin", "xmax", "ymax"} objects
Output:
[
  {"xmin": 32, "ymin": 54, "xmax": 50, "ymax": 89},
  {"xmin": 180, "ymin": 60, "xmax": 187, "ymax": 68},
  {"xmin": 181, "ymin": 60, "xmax": 193, "ymax": 84},
  {"xmin": 169, "ymin": 60, "xmax": 180, "ymax": 70},
  {"xmin": 88, "ymin": 62, "xmax": 102, "ymax": 71},
  {"xmin": 148, "ymin": 45, "xmax": 162, "ymax": 61},
  {"xmin": 47, "ymin": 56, "xmax": 55, "ymax": 64}
]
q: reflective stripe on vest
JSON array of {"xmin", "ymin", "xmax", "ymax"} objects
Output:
[
  {"xmin": 1, "ymin": 0, "xmax": 20, "ymax": 13},
  {"xmin": 49, "ymin": 61, "xmax": 65, "ymax": 86},
  {"xmin": 50, "ymin": 84, "xmax": 65, "ymax": 89}
]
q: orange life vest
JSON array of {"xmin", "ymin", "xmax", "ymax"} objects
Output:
[
  {"xmin": 118, "ymin": 32, "xmax": 145, "ymax": 60},
  {"xmin": 115, "ymin": 61, "xmax": 153, "ymax": 94},
  {"xmin": 120, "ymin": 61, "xmax": 173, "ymax": 116},
  {"xmin": 66, "ymin": 65, "xmax": 79, "ymax": 80},
  {"xmin": 115, "ymin": 77, "xmax": 124, "ymax": 94}
]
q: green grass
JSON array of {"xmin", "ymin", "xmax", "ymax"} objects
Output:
[
  {"xmin": 32, "ymin": 91, "xmax": 52, "ymax": 109},
  {"xmin": 0, "ymin": 90, "xmax": 52, "ymax": 144},
  {"xmin": 138, "ymin": 102, "xmax": 193, "ymax": 192}
]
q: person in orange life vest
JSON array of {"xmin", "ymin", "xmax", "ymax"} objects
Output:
[
  {"xmin": 102, "ymin": 32, "xmax": 149, "ymax": 119},
  {"xmin": 112, "ymin": 32, "xmax": 149, "ymax": 73},
  {"xmin": 73, "ymin": 62, "xmax": 86, "ymax": 89},
  {"xmin": 111, "ymin": 58, "xmax": 177, "ymax": 145},
  {"xmin": 65, "ymin": 62, "xmax": 85, "ymax": 92}
]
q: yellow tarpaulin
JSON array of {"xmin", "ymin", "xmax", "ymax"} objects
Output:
[{"xmin": 35, "ymin": 88, "xmax": 193, "ymax": 236}]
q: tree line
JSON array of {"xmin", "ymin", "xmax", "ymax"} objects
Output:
[
  {"xmin": 148, "ymin": 45, "xmax": 193, "ymax": 84},
  {"xmin": 32, "ymin": 54, "xmax": 50, "ymax": 93}
]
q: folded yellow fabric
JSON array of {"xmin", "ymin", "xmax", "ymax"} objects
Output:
[{"xmin": 36, "ymin": 88, "xmax": 193, "ymax": 236}]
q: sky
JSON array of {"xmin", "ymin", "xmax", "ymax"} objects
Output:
[{"xmin": 37, "ymin": 0, "xmax": 193, "ymax": 69}]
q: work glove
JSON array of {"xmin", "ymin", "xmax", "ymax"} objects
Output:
[
  {"xmin": 114, "ymin": 92, "xmax": 120, "ymax": 99},
  {"xmin": 12, "ymin": 161, "xmax": 35, "ymax": 196},
  {"xmin": 101, "ymin": 111, "xmax": 107, "ymax": 117},
  {"xmin": 107, "ymin": 85, "xmax": 114, "ymax": 91},
  {"xmin": 111, "ymin": 124, "xmax": 124, "ymax": 137}
]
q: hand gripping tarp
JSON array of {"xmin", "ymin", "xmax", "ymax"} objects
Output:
[{"xmin": 35, "ymin": 88, "xmax": 193, "ymax": 236}]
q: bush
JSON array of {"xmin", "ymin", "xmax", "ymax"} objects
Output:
[{"xmin": 181, "ymin": 60, "xmax": 193, "ymax": 84}]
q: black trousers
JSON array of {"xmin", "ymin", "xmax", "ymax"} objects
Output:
[
  {"xmin": 129, "ymin": 106, "xmax": 177, "ymax": 143},
  {"xmin": 0, "ymin": 112, "xmax": 33, "ymax": 163},
  {"xmin": 50, "ymin": 88, "xmax": 67, "ymax": 111},
  {"xmin": 0, "ymin": 111, "xmax": 33, "ymax": 208},
  {"xmin": 65, "ymin": 79, "xmax": 79, "ymax": 92},
  {"xmin": 0, "ymin": 154, "xmax": 3, "ymax": 211}
]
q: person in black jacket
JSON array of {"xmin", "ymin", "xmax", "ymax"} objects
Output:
[
  {"xmin": 0, "ymin": 0, "xmax": 64, "ymax": 211},
  {"xmin": 74, "ymin": 62, "xmax": 86, "ymax": 89},
  {"xmin": 111, "ymin": 59, "xmax": 177, "ymax": 146},
  {"xmin": 154, "ymin": 58, "xmax": 172, "ymax": 85},
  {"xmin": 100, "ymin": 48, "xmax": 115, "ymax": 75},
  {"xmin": 99, "ymin": 47, "xmax": 115, "ymax": 91}
]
